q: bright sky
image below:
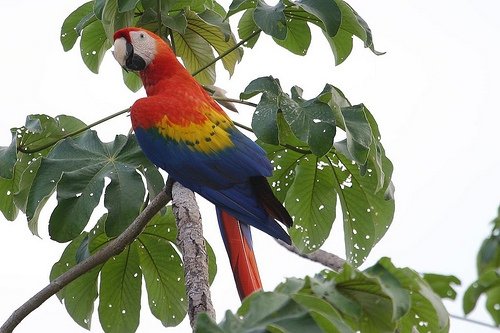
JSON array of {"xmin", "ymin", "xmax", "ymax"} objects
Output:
[{"xmin": 1, "ymin": 0, "xmax": 499, "ymax": 332}]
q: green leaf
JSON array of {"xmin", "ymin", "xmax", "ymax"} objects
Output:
[
  {"xmin": 282, "ymin": 86, "xmax": 336, "ymax": 156},
  {"xmin": 339, "ymin": 105, "xmax": 372, "ymax": 165},
  {"xmin": 423, "ymin": 274, "xmax": 461, "ymax": 300},
  {"xmin": 102, "ymin": 0, "xmax": 135, "ymax": 41},
  {"xmin": 50, "ymin": 233, "xmax": 101, "ymax": 329},
  {"xmin": 173, "ymin": 29, "xmax": 216, "ymax": 85},
  {"xmin": 375, "ymin": 258, "xmax": 449, "ymax": 333},
  {"xmin": 122, "ymin": 70, "xmax": 143, "ymax": 92},
  {"xmin": 242, "ymin": 76, "xmax": 283, "ymax": 145},
  {"xmin": 0, "ymin": 131, "xmax": 17, "ymax": 179},
  {"xmin": 138, "ymin": 208, "xmax": 188, "ymax": 326},
  {"xmin": 118, "ymin": 0, "xmax": 139, "ymax": 12},
  {"xmin": 98, "ymin": 244, "xmax": 142, "ymax": 333},
  {"xmin": 330, "ymin": 144, "xmax": 394, "ymax": 265},
  {"xmin": 227, "ymin": 0, "xmax": 258, "ymax": 17},
  {"xmin": 94, "ymin": 0, "xmax": 107, "ymax": 19},
  {"xmin": 284, "ymin": 153, "xmax": 337, "ymax": 253},
  {"xmin": 184, "ymin": 9, "xmax": 243, "ymax": 76},
  {"xmin": 26, "ymin": 132, "xmax": 151, "ymax": 242},
  {"xmin": 238, "ymin": 9, "xmax": 261, "ymax": 48},
  {"xmin": 253, "ymin": 1, "xmax": 287, "ymax": 40},
  {"xmin": 273, "ymin": 17, "xmax": 311, "ymax": 55},
  {"xmin": 60, "ymin": 1, "xmax": 95, "ymax": 52},
  {"xmin": 80, "ymin": 20, "xmax": 112, "ymax": 74},
  {"xmin": 0, "ymin": 176, "xmax": 18, "ymax": 220},
  {"xmin": 243, "ymin": 77, "xmax": 337, "ymax": 155},
  {"xmin": 200, "ymin": 259, "xmax": 446, "ymax": 332},
  {"xmin": 2, "ymin": 115, "xmax": 86, "ymax": 228},
  {"xmin": 161, "ymin": 11, "xmax": 188, "ymax": 34},
  {"xmin": 293, "ymin": 0, "xmax": 341, "ymax": 37},
  {"xmin": 324, "ymin": 29, "xmax": 353, "ymax": 66},
  {"xmin": 463, "ymin": 269, "xmax": 500, "ymax": 324}
]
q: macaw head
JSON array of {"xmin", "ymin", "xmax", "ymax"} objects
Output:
[{"xmin": 113, "ymin": 28, "xmax": 161, "ymax": 72}]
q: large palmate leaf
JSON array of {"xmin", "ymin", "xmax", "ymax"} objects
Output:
[
  {"xmin": 230, "ymin": 0, "xmax": 380, "ymax": 64},
  {"xmin": 26, "ymin": 130, "xmax": 163, "ymax": 241},
  {"xmin": 243, "ymin": 77, "xmax": 394, "ymax": 261},
  {"xmin": 242, "ymin": 76, "xmax": 336, "ymax": 156},
  {"xmin": 196, "ymin": 258, "xmax": 449, "ymax": 333},
  {"xmin": 0, "ymin": 115, "xmax": 87, "ymax": 223},
  {"xmin": 51, "ymin": 209, "xmax": 217, "ymax": 332}
]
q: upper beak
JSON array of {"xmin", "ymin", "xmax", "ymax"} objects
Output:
[{"xmin": 113, "ymin": 37, "xmax": 129, "ymax": 69}]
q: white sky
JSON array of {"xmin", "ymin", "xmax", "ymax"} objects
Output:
[{"xmin": 1, "ymin": 0, "xmax": 499, "ymax": 332}]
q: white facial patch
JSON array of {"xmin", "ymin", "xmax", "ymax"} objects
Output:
[
  {"xmin": 113, "ymin": 37, "xmax": 128, "ymax": 67},
  {"xmin": 129, "ymin": 31, "xmax": 157, "ymax": 67}
]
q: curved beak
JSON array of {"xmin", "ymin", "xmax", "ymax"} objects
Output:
[{"xmin": 112, "ymin": 37, "xmax": 146, "ymax": 72}]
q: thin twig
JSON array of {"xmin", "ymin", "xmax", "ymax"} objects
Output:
[
  {"xmin": 191, "ymin": 29, "xmax": 261, "ymax": 77},
  {"xmin": 450, "ymin": 313, "xmax": 499, "ymax": 329},
  {"xmin": 0, "ymin": 180, "xmax": 173, "ymax": 333},
  {"xmin": 214, "ymin": 97, "xmax": 257, "ymax": 108},
  {"xmin": 276, "ymin": 239, "xmax": 346, "ymax": 271},
  {"xmin": 172, "ymin": 183, "xmax": 215, "ymax": 327},
  {"xmin": 17, "ymin": 108, "xmax": 130, "ymax": 154}
]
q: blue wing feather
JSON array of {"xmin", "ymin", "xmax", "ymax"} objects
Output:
[{"xmin": 134, "ymin": 126, "xmax": 290, "ymax": 243}]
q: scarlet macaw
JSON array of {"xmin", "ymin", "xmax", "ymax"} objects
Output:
[{"xmin": 112, "ymin": 27, "xmax": 292, "ymax": 300}]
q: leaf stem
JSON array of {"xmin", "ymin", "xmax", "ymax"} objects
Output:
[
  {"xmin": 214, "ymin": 97, "xmax": 257, "ymax": 108},
  {"xmin": 17, "ymin": 108, "xmax": 130, "ymax": 154},
  {"xmin": 191, "ymin": 29, "xmax": 262, "ymax": 77}
]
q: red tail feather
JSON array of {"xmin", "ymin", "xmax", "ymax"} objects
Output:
[{"xmin": 218, "ymin": 210, "xmax": 262, "ymax": 300}]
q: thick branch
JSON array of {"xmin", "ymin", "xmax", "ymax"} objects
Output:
[
  {"xmin": 172, "ymin": 182, "xmax": 215, "ymax": 328},
  {"xmin": 276, "ymin": 239, "xmax": 346, "ymax": 271},
  {"xmin": 0, "ymin": 181, "xmax": 173, "ymax": 333}
]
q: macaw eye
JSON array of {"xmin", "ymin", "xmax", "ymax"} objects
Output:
[{"xmin": 140, "ymin": 33, "xmax": 145, "ymax": 38}]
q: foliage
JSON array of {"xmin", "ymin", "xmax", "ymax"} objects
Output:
[
  {"xmin": 463, "ymin": 206, "xmax": 500, "ymax": 326},
  {"xmin": 0, "ymin": 0, "xmax": 452, "ymax": 332},
  {"xmin": 196, "ymin": 258, "xmax": 450, "ymax": 333},
  {"xmin": 50, "ymin": 209, "xmax": 218, "ymax": 331},
  {"xmin": 243, "ymin": 77, "xmax": 394, "ymax": 263}
]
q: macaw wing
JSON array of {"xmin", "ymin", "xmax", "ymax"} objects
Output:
[{"xmin": 134, "ymin": 125, "xmax": 271, "ymax": 189}]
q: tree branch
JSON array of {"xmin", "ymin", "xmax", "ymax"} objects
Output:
[
  {"xmin": 172, "ymin": 182, "xmax": 215, "ymax": 328},
  {"xmin": 276, "ymin": 239, "xmax": 346, "ymax": 271},
  {"xmin": 0, "ymin": 180, "xmax": 173, "ymax": 333}
]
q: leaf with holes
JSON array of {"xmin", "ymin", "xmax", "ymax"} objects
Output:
[
  {"xmin": 26, "ymin": 131, "xmax": 156, "ymax": 242},
  {"xmin": 80, "ymin": 20, "xmax": 112, "ymax": 73},
  {"xmin": 0, "ymin": 115, "xmax": 87, "ymax": 226},
  {"xmin": 375, "ymin": 258, "xmax": 450, "ymax": 333},
  {"xmin": 60, "ymin": 1, "xmax": 95, "ymax": 52},
  {"xmin": 98, "ymin": 244, "xmax": 142, "ymax": 333},
  {"xmin": 50, "ymin": 233, "xmax": 101, "ymax": 329},
  {"xmin": 243, "ymin": 77, "xmax": 336, "ymax": 156},
  {"xmin": 273, "ymin": 16, "xmax": 311, "ymax": 55},
  {"xmin": 198, "ymin": 258, "xmax": 447, "ymax": 332},
  {"xmin": 329, "ymin": 141, "xmax": 394, "ymax": 265},
  {"xmin": 253, "ymin": 0, "xmax": 287, "ymax": 40},
  {"xmin": 423, "ymin": 274, "xmax": 461, "ymax": 300},
  {"xmin": 238, "ymin": 9, "xmax": 260, "ymax": 48},
  {"xmin": 138, "ymin": 209, "xmax": 188, "ymax": 326},
  {"xmin": 463, "ymin": 269, "xmax": 500, "ymax": 325}
]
